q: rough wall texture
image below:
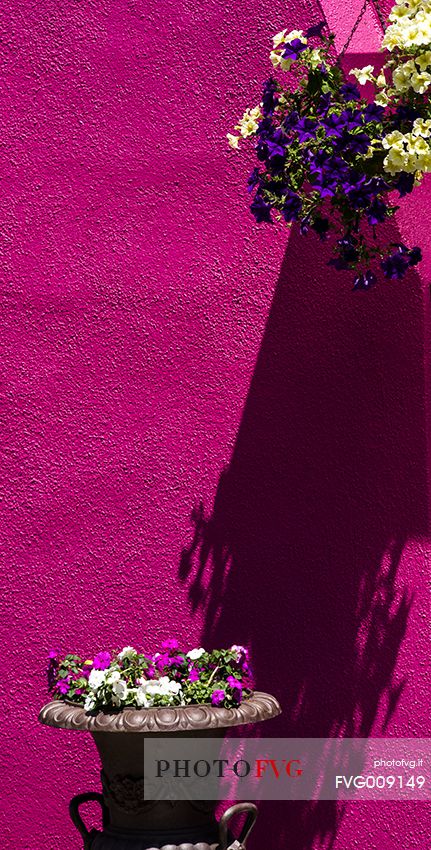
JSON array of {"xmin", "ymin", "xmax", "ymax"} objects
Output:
[{"xmin": 0, "ymin": 1, "xmax": 430, "ymax": 849}]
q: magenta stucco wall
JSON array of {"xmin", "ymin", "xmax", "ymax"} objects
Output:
[{"xmin": 1, "ymin": 1, "xmax": 430, "ymax": 848}]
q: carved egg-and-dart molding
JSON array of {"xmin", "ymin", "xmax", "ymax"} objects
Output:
[{"xmin": 38, "ymin": 692, "xmax": 281, "ymax": 733}]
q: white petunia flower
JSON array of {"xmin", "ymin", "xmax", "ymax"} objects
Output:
[
  {"xmin": 284, "ymin": 29, "xmax": 307, "ymax": 43},
  {"xmin": 270, "ymin": 50, "xmax": 292, "ymax": 71},
  {"xmin": 107, "ymin": 670, "xmax": 121, "ymax": 684},
  {"xmin": 227, "ymin": 133, "xmax": 240, "ymax": 150},
  {"xmin": 382, "ymin": 130, "xmax": 405, "ymax": 149},
  {"xmin": 413, "ymin": 117, "xmax": 431, "ymax": 137},
  {"xmin": 410, "ymin": 70, "xmax": 431, "ymax": 92},
  {"xmin": 375, "ymin": 91, "xmax": 390, "ymax": 106},
  {"xmin": 117, "ymin": 646, "xmax": 137, "ymax": 660},
  {"xmin": 84, "ymin": 695, "xmax": 96, "ymax": 711},
  {"xmin": 112, "ymin": 680, "xmax": 128, "ymax": 701},
  {"xmin": 186, "ymin": 648, "xmax": 206, "ymax": 661},
  {"xmin": 350, "ymin": 65, "xmax": 374, "ymax": 85},
  {"xmin": 416, "ymin": 50, "xmax": 431, "ymax": 70},
  {"xmin": 136, "ymin": 685, "xmax": 151, "ymax": 707},
  {"xmin": 272, "ymin": 28, "xmax": 288, "ymax": 48},
  {"xmin": 236, "ymin": 106, "xmax": 262, "ymax": 139},
  {"xmin": 88, "ymin": 669, "xmax": 107, "ymax": 691}
]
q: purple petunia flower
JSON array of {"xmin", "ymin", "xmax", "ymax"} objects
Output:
[
  {"xmin": 250, "ymin": 194, "xmax": 272, "ymax": 223},
  {"xmin": 161, "ymin": 639, "xmax": 179, "ymax": 651},
  {"xmin": 366, "ymin": 198, "xmax": 387, "ymax": 225},
  {"xmin": 380, "ymin": 245, "xmax": 420, "ymax": 279},
  {"xmin": 282, "ymin": 190, "xmax": 302, "ymax": 222},
  {"xmin": 247, "ymin": 167, "xmax": 261, "ymax": 193},
  {"xmin": 322, "ymin": 112, "xmax": 347, "ymax": 137},
  {"xmin": 256, "ymin": 117, "xmax": 275, "ymax": 140},
  {"xmin": 363, "ymin": 103, "xmax": 385, "ymax": 123},
  {"xmin": 266, "ymin": 129, "xmax": 286, "ymax": 160},
  {"xmin": 282, "ymin": 38, "xmax": 308, "ymax": 61},
  {"xmin": 340, "ymin": 82, "xmax": 360, "ymax": 102},
  {"xmin": 57, "ymin": 678, "xmax": 70, "ymax": 695},
  {"xmin": 296, "ymin": 117, "xmax": 317, "ymax": 142},
  {"xmin": 329, "ymin": 234, "xmax": 359, "ymax": 269},
  {"xmin": 93, "ymin": 651, "xmax": 111, "ymax": 670},
  {"xmin": 343, "ymin": 132, "xmax": 370, "ymax": 155},
  {"xmin": 394, "ymin": 104, "xmax": 420, "ymax": 125},
  {"xmin": 283, "ymin": 111, "xmax": 299, "ymax": 132},
  {"xmin": 345, "ymin": 177, "xmax": 375, "ymax": 209},
  {"xmin": 262, "ymin": 78, "xmax": 278, "ymax": 117},
  {"xmin": 353, "ymin": 270, "xmax": 377, "ymax": 291},
  {"xmin": 211, "ymin": 690, "xmax": 226, "ymax": 706},
  {"xmin": 395, "ymin": 173, "xmax": 415, "ymax": 197},
  {"xmin": 317, "ymin": 93, "xmax": 332, "ymax": 115}
]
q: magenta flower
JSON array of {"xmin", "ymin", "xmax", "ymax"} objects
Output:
[
  {"xmin": 93, "ymin": 651, "xmax": 111, "ymax": 670},
  {"xmin": 161, "ymin": 639, "xmax": 179, "ymax": 651},
  {"xmin": 227, "ymin": 675, "xmax": 243, "ymax": 704},
  {"xmin": 189, "ymin": 668, "xmax": 200, "ymax": 682},
  {"xmin": 154, "ymin": 652, "xmax": 170, "ymax": 670},
  {"xmin": 169, "ymin": 654, "xmax": 185, "ymax": 667},
  {"xmin": 48, "ymin": 648, "xmax": 60, "ymax": 660},
  {"xmin": 211, "ymin": 690, "xmax": 226, "ymax": 706},
  {"xmin": 57, "ymin": 678, "xmax": 70, "ymax": 695}
]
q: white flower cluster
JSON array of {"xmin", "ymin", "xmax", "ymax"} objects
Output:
[
  {"xmin": 227, "ymin": 106, "xmax": 262, "ymax": 150},
  {"xmin": 84, "ymin": 667, "xmax": 184, "ymax": 711},
  {"xmin": 382, "ymin": 118, "xmax": 431, "ymax": 173},
  {"xmin": 117, "ymin": 646, "xmax": 137, "ymax": 660},
  {"xmin": 135, "ymin": 676, "xmax": 183, "ymax": 708},
  {"xmin": 82, "ymin": 645, "xmax": 189, "ymax": 711},
  {"xmin": 392, "ymin": 53, "xmax": 431, "ymax": 92},
  {"xmin": 383, "ymin": 0, "xmax": 431, "ymax": 50},
  {"xmin": 186, "ymin": 647, "xmax": 206, "ymax": 660}
]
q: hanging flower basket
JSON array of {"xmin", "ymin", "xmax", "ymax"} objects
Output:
[{"xmin": 228, "ymin": 0, "xmax": 431, "ymax": 289}]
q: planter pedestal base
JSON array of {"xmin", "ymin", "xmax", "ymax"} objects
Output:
[{"xmin": 70, "ymin": 791, "xmax": 256, "ymax": 850}]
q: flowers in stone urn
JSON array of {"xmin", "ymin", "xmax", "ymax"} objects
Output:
[
  {"xmin": 47, "ymin": 641, "xmax": 252, "ymax": 712},
  {"xmin": 228, "ymin": 0, "xmax": 431, "ymax": 288}
]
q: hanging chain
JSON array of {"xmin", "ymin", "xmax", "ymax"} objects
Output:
[
  {"xmin": 338, "ymin": 0, "xmax": 387, "ymax": 60},
  {"xmin": 373, "ymin": 0, "xmax": 387, "ymax": 30}
]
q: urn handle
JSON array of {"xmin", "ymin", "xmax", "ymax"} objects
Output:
[
  {"xmin": 218, "ymin": 802, "xmax": 258, "ymax": 850},
  {"xmin": 69, "ymin": 791, "xmax": 107, "ymax": 849}
]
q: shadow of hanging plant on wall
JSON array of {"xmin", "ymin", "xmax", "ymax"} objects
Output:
[{"xmin": 178, "ymin": 209, "xmax": 428, "ymax": 849}]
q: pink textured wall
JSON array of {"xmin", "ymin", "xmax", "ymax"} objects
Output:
[{"xmin": 0, "ymin": 1, "xmax": 430, "ymax": 849}]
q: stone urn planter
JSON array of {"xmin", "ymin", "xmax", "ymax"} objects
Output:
[{"xmin": 39, "ymin": 691, "xmax": 281, "ymax": 850}]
